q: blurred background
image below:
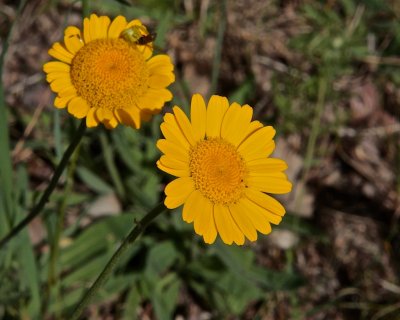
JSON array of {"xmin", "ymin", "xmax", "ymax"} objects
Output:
[{"xmin": 0, "ymin": 0, "xmax": 399, "ymax": 319}]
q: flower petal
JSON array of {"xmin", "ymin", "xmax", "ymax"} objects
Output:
[
  {"xmin": 48, "ymin": 42, "xmax": 73, "ymax": 63},
  {"xmin": 193, "ymin": 197, "xmax": 217, "ymax": 244},
  {"xmin": 159, "ymin": 155, "xmax": 189, "ymax": 173},
  {"xmin": 190, "ymin": 93, "xmax": 207, "ymax": 141},
  {"xmin": 58, "ymin": 86, "xmax": 77, "ymax": 98},
  {"xmin": 96, "ymin": 108, "xmax": 113, "ymax": 122},
  {"xmin": 147, "ymin": 55, "xmax": 174, "ymax": 74},
  {"xmin": 43, "ymin": 61, "xmax": 70, "ymax": 73},
  {"xmin": 157, "ymin": 139, "xmax": 189, "ymax": 164},
  {"xmin": 214, "ymin": 204, "xmax": 244, "ymax": 245},
  {"xmin": 206, "ymin": 95, "xmax": 229, "ymax": 138},
  {"xmin": 49, "ymin": 77, "xmax": 73, "ymax": 92},
  {"xmin": 183, "ymin": 190, "xmax": 203, "ymax": 223},
  {"xmin": 160, "ymin": 120, "xmax": 190, "ymax": 152},
  {"xmin": 245, "ymin": 188, "xmax": 286, "ymax": 216},
  {"xmin": 115, "ymin": 108, "xmax": 141, "ymax": 128},
  {"xmin": 243, "ymin": 194, "xmax": 282, "ymax": 225},
  {"xmin": 86, "ymin": 108, "xmax": 99, "ymax": 127},
  {"xmin": 221, "ymin": 103, "xmax": 253, "ymax": 146},
  {"xmin": 103, "ymin": 116, "xmax": 118, "ymax": 129},
  {"xmin": 164, "ymin": 177, "xmax": 194, "ymax": 209},
  {"xmin": 54, "ymin": 95, "xmax": 74, "ymax": 109},
  {"xmin": 157, "ymin": 160, "xmax": 190, "ymax": 177},
  {"xmin": 247, "ymin": 174, "xmax": 292, "ymax": 194},
  {"xmin": 67, "ymin": 96, "xmax": 90, "ymax": 119},
  {"xmin": 139, "ymin": 89, "xmax": 172, "ymax": 111},
  {"xmin": 65, "ymin": 26, "xmax": 81, "ymax": 38},
  {"xmin": 244, "ymin": 121, "xmax": 263, "ymax": 138},
  {"xmin": 238, "ymin": 198, "xmax": 272, "ymax": 235},
  {"xmin": 247, "ymin": 158, "xmax": 288, "ymax": 173},
  {"xmin": 173, "ymin": 106, "xmax": 196, "ymax": 146},
  {"xmin": 148, "ymin": 74, "xmax": 175, "ymax": 89},
  {"xmin": 46, "ymin": 71, "xmax": 70, "ymax": 82},
  {"xmin": 238, "ymin": 126, "xmax": 276, "ymax": 161},
  {"xmin": 108, "ymin": 15, "xmax": 127, "ymax": 38},
  {"xmin": 229, "ymin": 202, "xmax": 257, "ymax": 242},
  {"xmin": 89, "ymin": 14, "xmax": 102, "ymax": 40},
  {"xmin": 159, "ymin": 155, "xmax": 188, "ymax": 170},
  {"xmin": 164, "ymin": 193, "xmax": 192, "ymax": 209},
  {"xmin": 64, "ymin": 32, "xmax": 83, "ymax": 54},
  {"xmin": 83, "ymin": 16, "xmax": 91, "ymax": 43},
  {"xmin": 98, "ymin": 16, "xmax": 111, "ymax": 38}
]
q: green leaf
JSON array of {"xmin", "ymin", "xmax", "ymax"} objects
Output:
[
  {"xmin": 100, "ymin": 131, "xmax": 125, "ymax": 199},
  {"xmin": 126, "ymin": 173, "xmax": 159, "ymax": 208},
  {"xmin": 76, "ymin": 166, "xmax": 113, "ymax": 194},
  {"xmin": 62, "ymin": 254, "xmax": 111, "ymax": 285},
  {"xmin": 216, "ymin": 272, "xmax": 262, "ymax": 315},
  {"xmin": 213, "ymin": 243, "xmax": 303, "ymax": 291},
  {"xmin": 13, "ymin": 165, "xmax": 41, "ymax": 317},
  {"xmin": 48, "ymin": 287, "xmax": 85, "ymax": 314},
  {"xmin": 152, "ymin": 273, "xmax": 181, "ymax": 320},
  {"xmin": 122, "ymin": 283, "xmax": 141, "ymax": 319},
  {"xmin": 146, "ymin": 241, "xmax": 178, "ymax": 275}
]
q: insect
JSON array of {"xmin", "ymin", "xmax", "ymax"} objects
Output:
[{"xmin": 120, "ymin": 25, "xmax": 156, "ymax": 47}]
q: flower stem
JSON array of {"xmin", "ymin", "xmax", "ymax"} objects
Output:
[
  {"xmin": 294, "ymin": 76, "xmax": 327, "ymax": 211},
  {"xmin": 82, "ymin": 0, "xmax": 90, "ymax": 18},
  {"xmin": 70, "ymin": 202, "xmax": 166, "ymax": 320},
  {"xmin": 47, "ymin": 140, "xmax": 82, "ymax": 318},
  {"xmin": 0, "ymin": 0, "xmax": 28, "ymax": 235},
  {"xmin": 0, "ymin": 120, "xmax": 86, "ymax": 249},
  {"xmin": 209, "ymin": 0, "xmax": 227, "ymax": 98}
]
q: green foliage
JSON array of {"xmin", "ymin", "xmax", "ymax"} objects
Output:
[
  {"xmin": 0, "ymin": 108, "xmax": 303, "ymax": 319},
  {"xmin": 272, "ymin": 0, "xmax": 400, "ymax": 134}
]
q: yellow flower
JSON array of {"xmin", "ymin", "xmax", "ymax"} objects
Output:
[
  {"xmin": 157, "ymin": 94, "xmax": 292, "ymax": 245},
  {"xmin": 43, "ymin": 14, "xmax": 175, "ymax": 129}
]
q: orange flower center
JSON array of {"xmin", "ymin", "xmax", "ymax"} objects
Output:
[
  {"xmin": 189, "ymin": 138, "xmax": 247, "ymax": 205},
  {"xmin": 70, "ymin": 38, "xmax": 149, "ymax": 111}
]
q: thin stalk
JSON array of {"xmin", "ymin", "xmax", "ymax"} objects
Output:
[
  {"xmin": 0, "ymin": 0, "xmax": 28, "ymax": 234},
  {"xmin": 0, "ymin": 121, "xmax": 87, "ymax": 249},
  {"xmin": 82, "ymin": 0, "xmax": 90, "ymax": 17},
  {"xmin": 294, "ymin": 77, "xmax": 327, "ymax": 211},
  {"xmin": 208, "ymin": 0, "xmax": 227, "ymax": 98},
  {"xmin": 396, "ymin": 95, "xmax": 400, "ymax": 196},
  {"xmin": 70, "ymin": 202, "xmax": 166, "ymax": 320},
  {"xmin": 99, "ymin": 131, "xmax": 125, "ymax": 199},
  {"xmin": 47, "ymin": 141, "xmax": 82, "ymax": 319}
]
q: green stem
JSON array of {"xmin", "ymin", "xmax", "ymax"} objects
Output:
[
  {"xmin": 0, "ymin": 120, "xmax": 86, "ymax": 249},
  {"xmin": 82, "ymin": 0, "xmax": 90, "ymax": 17},
  {"xmin": 208, "ymin": 0, "xmax": 227, "ymax": 97},
  {"xmin": 100, "ymin": 131, "xmax": 125, "ymax": 199},
  {"xmin": 47, "ymin": 140, "xmax": 82, "ymax": 318},
  {"xmin": 304, "ymin": 77, "xmax": 327, "ymax": 171},
  {"xmin": 70, "ymin": 202, "xmax": 166, "ymax": 320},
  {"xmin": 0, "ymin": 0, "xmax": 28, "ymax": 236},
  {"xmin": 294, "ymin": 77, "xmax": 327, "ymax": 211}
]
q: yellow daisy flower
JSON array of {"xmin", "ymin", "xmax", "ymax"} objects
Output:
[
  {"xmin": 43, "ymin": 14, "xmax": 175, "ymax": 129},
  {"xmin": 157, "ymin": 94, "xmax": 292, "ymax": 245}
]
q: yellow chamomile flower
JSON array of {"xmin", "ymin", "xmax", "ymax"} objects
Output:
[
  {"xmin": 43, "ymin": 14, "xmax": 175, "ymax": 129},
  {"xmin": 157, "ymin": 94, "xmax": 292, "ymax": 245}
]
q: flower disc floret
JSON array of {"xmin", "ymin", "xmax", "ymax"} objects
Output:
[
  {"xmin": 70, "ymin": 38, "xmax": 149, "ymax": 111},
  {"xmin": 189, "ymin": 138, "xmax": 247, "ymax": 205}
]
